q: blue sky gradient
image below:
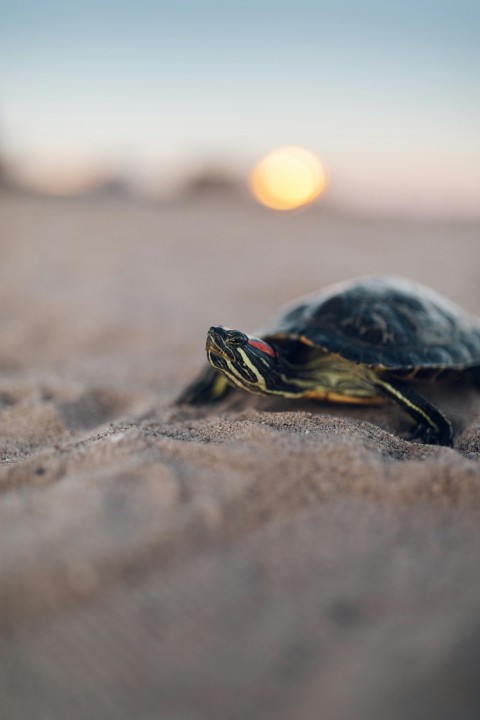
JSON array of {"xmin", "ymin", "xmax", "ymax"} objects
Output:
[{"xmin": 1, "ymin": 1, "xmax": 479, "ymax": 214}]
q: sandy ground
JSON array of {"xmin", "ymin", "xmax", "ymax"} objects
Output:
[{"xmin": 0, "ymin": 189, "xmax": 480, "ymax": 719}]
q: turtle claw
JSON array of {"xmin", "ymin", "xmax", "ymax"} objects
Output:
[{"xmin": 409, "ymin": 423, "xmax": 453, "ymax": 448}]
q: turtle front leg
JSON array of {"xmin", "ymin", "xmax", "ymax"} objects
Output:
[
  {"xmin": 176, "ymin": 364, "xmax": 234, "ymax": 405},
  {"xmin": 375, "ymin": 379, "xmax": 453, "ymax": 447}
]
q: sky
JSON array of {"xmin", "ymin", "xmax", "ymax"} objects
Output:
[{"xmin": 1, "ymin": 0, "xmax": 479, "ymax": 216}]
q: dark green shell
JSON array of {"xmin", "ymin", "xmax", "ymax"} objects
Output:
[{"xmin": 261, "ymin": 276, "xmax": 480, "ymax": 370}]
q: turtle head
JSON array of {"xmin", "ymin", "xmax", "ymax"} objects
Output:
[{"xmin": 206, "ymin": 326, "xmax": 279, "ymax": 395}]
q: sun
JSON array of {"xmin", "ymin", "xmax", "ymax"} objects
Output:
[{"xmin": 250, "ymin": 146, "xmax": 328, "ymax": 211}]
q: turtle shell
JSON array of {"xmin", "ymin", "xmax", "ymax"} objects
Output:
[{"xmin": 261, "ymin": 276, "xmax": 480, "ymax": 370}]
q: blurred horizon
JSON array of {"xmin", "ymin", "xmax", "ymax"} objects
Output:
[{"xmin": 1, "ymin": 0, "xmax": 479, "ymax": 218}]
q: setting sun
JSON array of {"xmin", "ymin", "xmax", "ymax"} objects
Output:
[{"xmin": 250, "ymin": 147, "xmax": 328, "ymax": 211}]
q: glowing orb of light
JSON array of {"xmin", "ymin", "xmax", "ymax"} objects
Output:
[{"xmin": 250, "ymin": 146, "xmax": 328, "ymax": 211}]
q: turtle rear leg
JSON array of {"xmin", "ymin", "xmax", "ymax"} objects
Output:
[
  {"xmin": 375, "ymin": 378, "xmax": 453, "ymax": 447},
  {"xmin": 176, "ymin": 365, "xmax": 234, "ymax": 405}
]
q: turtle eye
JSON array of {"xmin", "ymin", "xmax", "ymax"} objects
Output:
[{"xmin": 227, "ymin": 332, "xmax": 247, "ymax": 346}]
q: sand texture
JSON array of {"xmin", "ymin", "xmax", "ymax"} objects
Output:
[{"xmin": 1, "ymin": 191, "xmax": 480, "ymax": 719}]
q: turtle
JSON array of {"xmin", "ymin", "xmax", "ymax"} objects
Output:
[{"xmin": 176, "ymin": 276, "xmax": 480, "ymax": 446}]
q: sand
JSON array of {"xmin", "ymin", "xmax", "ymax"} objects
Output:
[{"xmin": 0, "ymin": 189, "xmax": 479, "ymax": 719}]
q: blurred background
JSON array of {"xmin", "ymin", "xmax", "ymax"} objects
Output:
[
  {"xmin": 2, "ymin": 0, "xmax": 479, "ymax": 217},
  {"xmin": 1, "ymin": 0, "xmax": 479, "ymax": 393}
]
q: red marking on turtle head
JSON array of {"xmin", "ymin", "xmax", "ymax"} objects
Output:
[{"xmin": 247, "ymin": 338, "xmax": 277, "ymax": 358}]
